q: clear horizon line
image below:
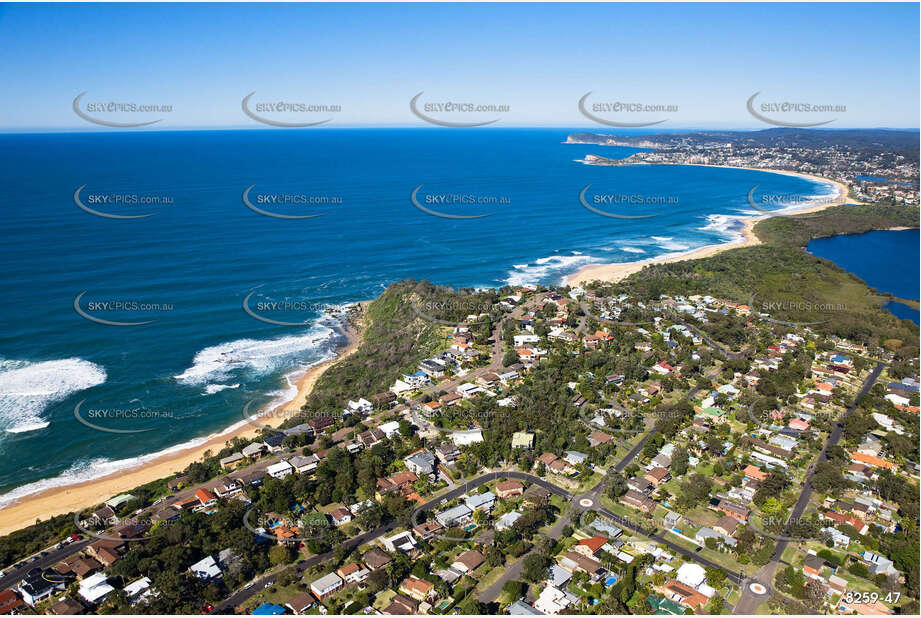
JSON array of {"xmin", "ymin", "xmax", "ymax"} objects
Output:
[{"xmin": 2, "ymin": 124, "xmax": 919, "ymax": 135}]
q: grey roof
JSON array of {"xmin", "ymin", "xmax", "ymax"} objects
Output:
[
  {"xmin": 220, "ymin": 452, "xmax": 244, "ymax": 465},
  {"xmin": 695, "ymin": 526, "xmax": 719, "ymax": 541},
  {"xmin": 435, "ymin": 504, "xmax": 472, "ymax": 526},
  {"xmin": 548, "ymin": 564, "xmax": 572, "ymax": 587},
  {"xmin": 284, "ymin": 423, "xmax": 312, "ymax": 436},
  {"xmin": 242, "ymin": 442, "xmax": 266, "ymax": 456},
  {"xmin": 465, "ymin": 492, "xmax": 496, "ymax": 510},
  {"xmin": 508, "ymin": 600, "xmax": 543, "ymax": 615},
  {"xmin": 290, "ymin": 455, "xmax": 318, "ymax": 468},
  {"xmin": 406, "ymin": 451, "xmax": 437, "ymax": 471},
  {"xmin": 310, "ymin": 572, "xmax": 343, "ymax": 592},
  {"xmin": 588, "ymin": 518, "xmax": 623, "ymax": 538}
]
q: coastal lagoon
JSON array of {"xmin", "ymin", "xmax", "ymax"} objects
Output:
[
  {"xmin": 808, "ymin": 228, "xmax": 921, "ymax": 325},
  {"xmin": 0, "ymin": 129, "xmax": 836, "ymax": 503}
]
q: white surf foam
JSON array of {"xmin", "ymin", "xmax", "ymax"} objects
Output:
[
  {"xmin": 621, "ymin": 247, "xmax": 646, "ymax": 254},
  {"xmin": 174, "ymin": 325, "xmax": 336, "ymax": 387},
  {"xmin": 0, "ymin": 349, "xmax": 341, "ymax": 509},
  {"xmin": 698, "ymin": 213, "xmax": 754, "ymax": 240},
  {"xmin": 505, "ymin": 254, "xmax": 595, "ymax": 287},
  {"xmin": 0, "ymin": 358, "xmax": 107, "ymax": 434},
  {"xmin": 203, "ymin": 383, "xmax": 240, "ymax": 395},
  {"xmin": 655, "ymin": 239, "xmax": 690, "ymax": 251}
]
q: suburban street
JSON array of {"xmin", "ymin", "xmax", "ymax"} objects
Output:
[{"xmin": 732, "ymin": 361, "xmax": 886, "ymax": 614}]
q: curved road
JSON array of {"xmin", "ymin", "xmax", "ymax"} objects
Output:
[{"xmin": 732, "ymin": 361, "xmax": 885, "ymax": 614}]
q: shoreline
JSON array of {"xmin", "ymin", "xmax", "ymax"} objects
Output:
[
  {"xmin": 0, "ymin": 304, "xmax": 367, "ymax": 536},
  {"xmin": 566, "ymin": 165, "xmax": 852, "ymax": 286}
]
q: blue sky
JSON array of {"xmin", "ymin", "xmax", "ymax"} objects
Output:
[{"xmin": 0, "ymin": 2, "xmax": 918, "ymax": 130}]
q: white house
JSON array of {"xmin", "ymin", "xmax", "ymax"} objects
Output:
[
  {"xmin": 123, "ymin": 577, "xmax": 153, "ymax": 604},
  {"xmin": 347, "ymin": 398, "xmax": 373, "ymax": 414},
  {"xmin": 495, "ymin": 511, "xmax": 522, "ymax": 531},
  {"xmin": 514, "ymin": 334, "xmax": 541, "ymax": 346},
  {"xmin": 79, "ymin": 572, "xmax": 115, "ymax": 605},
  {"xmin": 451, "ymin": 429, "xmax": 483, "ymax": 446},
  {"xmin": 379, "ymin": 420, "xmax": 401, "ymax": 438},
  {"xmin": 390, "ymin": 379, "xmax": 413, "ymax": 396},
  {"xmin": 381, "ymin": 531, "xmax": 417, "ymax": 553},
  {"xmin": 534, "ymin": 585, "xmax": 576, "ymax": 614},
  {"xmin": 189, "ymin": 555, "xmax": 222, "ymax": 580},
  {"xmin": 310, "ymin": 573, "xmax": 343, "ymax": 600},
  {"xmin": 465, "ymin": 491, "xmax": 496, "ymax": 512},
  {"xmin": 266, "ymin": 460, "xmax": 294, "ymax": 479}
]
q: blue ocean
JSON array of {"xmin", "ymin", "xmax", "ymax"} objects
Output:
[
  {"xmin": 808, "ymin": 229, "xmax": 921, "ymax": 325},
  {"xmin": 0, "ymin": 128, "xmax": 836, "ymax": 503}
]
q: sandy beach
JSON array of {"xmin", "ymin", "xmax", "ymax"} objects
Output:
[
  {"xmin": 0, "ymin": 304, "xmax": 367, "ymax": 537},
  {"xmin": 566, "ymin": 166, "xmax": 853, "ymax": 286}
]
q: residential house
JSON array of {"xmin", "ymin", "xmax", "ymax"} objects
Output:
[
  {"xmin": 435, "ymin": 444, "xmax": 460, "ymax": 465},
  {"xmin": 330, "ymin": 507, "xmax": 353, "ymax": 526},
  {"xmin": 743, "ymin": 465, "xmax": 768, "ymax": 483},
  {"xmin": 496, "ymin": 480, "xmax": 524, "ymax": 499},
  {"xmin": 219, "ymin": 452, "xmax": 245, "ymax": 469},
  {"xmin": 713, "ymin": 515, "xmax": 740, "ymax": 537},
  {"xmin": 628, "ymin": 477, "xmax": 654, "ymax": 495},
  {"xmin": 213, "ymin": 477, "xmax": 242, "ymax": 499},
  {"xmin": 495, "ymin": 511, "xmax": 522, "ymax": 531},
  {"xmin": 380, "ymin": 531, "xmax": 417, "ymax": 553},
  {"xmin": 822, "ymin": 510, "xmax": 869, "ymax": 535},
  {"xmin": 523, "ymin": 485, "xmax": 551, "ymax": 507},
  {"xmin": 588, "ymin": 431, "xmax": 614, "ymax": 447},
  {"xmin": 266, "ymin": 460, "xmax": 294, "ymax": 480},
  {"xmin": 803, "ymin": 552, "xmax": 825, "ymax": 578},
  {"xmin": 399, "ymin": 577, "xmax": 435, "ymax": 602},
  {"xmin": 658, "ymin": 580, "xmax": 707, "ymax": 610},
  {"xmin": 0, "ymin": 590, "xmax": 24, "ymax": 615},
  {"xmin": 17, "ymin": 568, "xmax": 65, "ymax": 606},
  {"xmin": 451, "ymin": 550, "xmax": 484, "ymax": 574},
  {"xmin": 574, "ymin": 536, "xmax": 608, "ymax": 558},
  {"xmin": 621, "ymin": 490, "xmax": 657, "ymax": 513},
  {"xmin": 850, "ymin": 451, "xmax": 895, "ymax": 471},
  {"xmin": 413, "ymin": 520, "xmax": 443, "ymax": 540},
  {"xmin": 284, "ymin": 592, "xmax": 317, "ymax": 615},
  {"xmin": 382, "ymin": 594, "xmax": 418, "ymax": 615},
  {"xmin": 405, "ymin": 451, "xmax": 437, "ymax": 477},
  {"xmin": 451, "ymin": 429, "xmax": 484, "ymax": 446},
  {"xmin": 511, "ymin": 431, "xmax": 535, "ymax": 449},
  {"xmin": 533, "ymin": 585, "xmax": 577, "ymax": 614},
  {"xmin": 189, "ymin": 555, "xmax": 221, "ymax": 581},
  {"xmin": 194, "ymin": 488, "xmax": 217, "ymax": 509},
  {"xmin": 86, "ymin": 539, "xmax": 124, "ymax": 567},
  {"xmin": 645, "ymin": 467, "xmax": 670, "ymax": 488},
  {"xmin": 49, "ymin": 597, "xmax": 84, "ymax": 615},
  {"xmin": 235, "ymin": 468, "xmax": 267, "ymax": 487},
  {"xmin": 362, "ymin": 547, "xmax": 392, "ymax": 571},
  {"xmin": 465, "ymin": 491, "xmax": 496, "ymax": 512},
  {"xmin": 57, "ymin": 555, "xmax": 102, "ymax": 580},
  {"xmin": 559, "ymin": 551, "xmax": 605, "ymax": 581},
  {"xmin": 123, "ymin": 577, "xmax": 153, "ymax": 605},
  {"xmin": 263, "ymin": 433, "xmax": 286, "ymax": 452},
  {"xmin": 77, "ymin": 573, "xmax": 114, "ymax": 606},
  {"xmin": 862, "ymin": 552, "xmax": 898, "ymax": 576},
  {"xmin": 290, "ymin": 454, "xmax": 320, "ymax": 474},
  {"xmin": 376, "ymin": 471, "xmax": 418, "ymax": 499},
  {"xmin": 716, "ymin": 499, "xmax": 750, "ymax": 522},
  {"xmin": 337, "ymin": 562, "xmax": 370, "ymax": 584},
  {"xmin": 309, "ymin": 573, "xmax": 343, "ymax": 600}
]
